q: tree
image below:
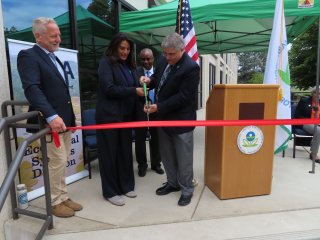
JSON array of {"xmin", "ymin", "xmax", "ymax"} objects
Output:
[
  {"xmin": 4, "ymin": 26, "xmax": 18, "ymax": 35},
  {"xmin": 289, "ymin": 22, "xmax": 318, "ymax": 90},
  {"xmin": 87, "ymin": 0, "xmax": 114, "ymax": 25},
  {"xmin": 248, "ymin": 73, "xmax": 264, "ymax": 84},
  {"xmin": 237, "ymin": 52, "xmax": 267, "ymax": 83}
]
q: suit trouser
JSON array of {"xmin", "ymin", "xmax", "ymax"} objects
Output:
[
  {"xmin": 135, "ymin": 99, "xmax": 161, "ymax": 170},
  {"xmin": 158, "ymin": 128, "xmax": 194, "ymax": 196},
  {"xmin": 135, "ymin": 126, "xmax": 161, "ymax": 170},
  {"xmin": 97, "ymin": 128, "xmax": 135, "ymax": 198},
  {"xmin": 303, "ymin": 124, "xmax": 320, "ymax": 155},
  {"xmin": 45, "ymin": 131, "xmax": 71, "ymax": 206}
]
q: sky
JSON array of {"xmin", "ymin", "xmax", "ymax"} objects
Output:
[{"xmin": 2, "ymin": 0, "xmax": 91, "ymax": 30}]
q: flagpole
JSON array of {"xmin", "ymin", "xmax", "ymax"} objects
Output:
[
  {"xmin": 309, "ymin": 17, "xmax": 320, "ymax": 174},
  {"xmin": 177, "ymin": 0, "xmax": 182, "ymax": 35},
  {"xmin": 278, "ymin": 0, "xmax": 284, "ymax": 85}
]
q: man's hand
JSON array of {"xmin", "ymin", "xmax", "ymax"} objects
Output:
[
  {"xmin": 144, "ymin": 104, "xmax": 157, "ymax": 114},
  {"xmin": 136, "ymin": 87, "xmax": 146, "ymax": 97},
  {"xmin": 49, "ymin": 116, "xmax": 67, "ymax": 133},
  {"xmin": 139, "ymin": 76, "xmax": 150, "ymax": 86}
]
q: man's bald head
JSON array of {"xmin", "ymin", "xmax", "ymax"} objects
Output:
[{"xmin": 140, "ymin": 48, "xmax": 154, "ymax": 70}]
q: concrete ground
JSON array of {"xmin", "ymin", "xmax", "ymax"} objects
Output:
[{"xmin": 5, "ymin": 109, "xmax": 320, "ymax": 240}]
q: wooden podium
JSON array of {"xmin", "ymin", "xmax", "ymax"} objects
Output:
[{"xmin": 205, "ymin": 84, "xmax": 279, "ymax": 199}]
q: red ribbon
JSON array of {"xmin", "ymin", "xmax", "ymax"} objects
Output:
[
  {"xmin": 51, "ymin": 118, "xmax": 320, "ymax": 148},
  {"xmin": 52, "ymin": 131, "xmax": 61, "ymax": 148}
]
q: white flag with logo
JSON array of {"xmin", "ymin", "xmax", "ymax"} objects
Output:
[{"xmin": 263, "ymin": 0, "xmax": 291, "ymax": 154}]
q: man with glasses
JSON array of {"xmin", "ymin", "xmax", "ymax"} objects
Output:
[{"xmin": 141, "ymin": 33, "xmax": 200, "ymax": 206}]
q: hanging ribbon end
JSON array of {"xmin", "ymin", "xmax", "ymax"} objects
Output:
[{"xmin": 52, "ymin": 131, "xmax": 61, "ymax": 148}]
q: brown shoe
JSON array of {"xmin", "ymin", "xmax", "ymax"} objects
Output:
[
  {"xmin": 63, "ymin": 198, "xmax": 83, "ymax": 211},
  {"xmin": 52, "ymin": 203, "xmax": 74, "ymax": 218}
]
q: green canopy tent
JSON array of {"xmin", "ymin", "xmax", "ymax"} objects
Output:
[
  {"xmin": 120, "ymin": 0, "xmax": 320, "ymax": 54},
  {"xmin": 121, "ymin": 0, "xmax": 320, "ymax": 173}
]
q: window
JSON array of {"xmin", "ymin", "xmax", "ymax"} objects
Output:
[
  {"xmin": 75, "ymin": 0, "xmax": 116, "ymax": 106},
  {"xmin": 209, "ymin": 63, "xmax": 216, "ymax": 93},
  {"xmin": 3, "ymin": 1, "xmax": 69, "ymax": 36},
  {"xmin": 3, "ymin": 0, "xmax": 118, "ymax": 109}
]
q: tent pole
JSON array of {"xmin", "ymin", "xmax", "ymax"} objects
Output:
[{"xmin": 309, "ymin": 18, "xmax": 320, "ymax": 174}]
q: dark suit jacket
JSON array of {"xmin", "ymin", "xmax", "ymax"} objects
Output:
[
  {"xmin": 150, "ymin": 52, "xmax": 200, "ymax": 134},
  {"xmin": 137, "ymin": 66, "xmax": 145, "ymax": 78},
  {"xmin": 294, "ymin": 96, "xmax": 312, "ymax": 119},
  {"xmin": 136, "ymin": 66, "xmax": 157, "ymax": 121},
  {"xmin": 95, "ymin": 56, "xmax": 139, "ymax": 124},
  {"xmin": 17, "ymin": 45, "xmax": 75, "ymax": 130}
]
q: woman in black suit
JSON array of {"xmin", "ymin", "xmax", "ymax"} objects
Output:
[{"xmin": 96, "ymin": 33, "xmax": 144, "ymax": 206}]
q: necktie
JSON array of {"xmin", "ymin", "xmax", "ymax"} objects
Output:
[
  {"xmin": 145, "ymin": 70, "xmax": 154, "ymax": 103},
  {"xmin": 156, "ymin": 65, "xmax": 172, "ymax": 102},
  {"xmin": 48, "ymin": 53, "xmax": 68, "ymax": 86},
  {"xmin": 48, "ymin": 53, "xmax": 57, "ymax": 66},
  {"xmin": 149, "ymin": 89, "xmax": 155, "ymax": 103}
]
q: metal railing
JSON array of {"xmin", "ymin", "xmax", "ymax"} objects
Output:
[{"xmin": 0, "ymin": 100, "xmax": 53, "ymax": 240}]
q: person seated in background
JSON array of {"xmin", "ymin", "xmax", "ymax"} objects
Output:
[{"xmin": 294, "ymin": 87, "xmax": 320, "ymax": 163}]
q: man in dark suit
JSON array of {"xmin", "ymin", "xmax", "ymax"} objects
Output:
[
  {"xmin": 141, "ymin": 33, "xmax": 200, "ymax": 206},
  {"xmin": 135, "ymin": 48, "xmax": 164, "ymax": 177},
  {"xmin": 17, "ymin": 17, "xmax": 82, "ymax": 218}
]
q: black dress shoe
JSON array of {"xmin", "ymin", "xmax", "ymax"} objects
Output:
[
  {"xmin": 138, "ymin": 168, "xmax": 146, "ymax": 177},
  {"xmin": 156, "ymin": 183, "xmax": 180, "ymax": 195},
  {"xmin": 151, "ymin": 166, "xmax": 164, "ymax": 174},
  {"xmin": 178, "ymin": 194, "xmax": 193, "ymax": 206}
]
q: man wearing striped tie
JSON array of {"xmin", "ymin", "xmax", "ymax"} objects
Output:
[
  {"xmin": 140, "ymin": 33, "xmax": 200, "ymax": 206},
  {"xmin": 135, "ymin": 48, "xmax": 164, "ymax": 177}
]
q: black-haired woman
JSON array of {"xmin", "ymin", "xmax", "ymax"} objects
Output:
[{"xmin": 96, "ymin": 33, "xmax": 144, "ymax": 206}]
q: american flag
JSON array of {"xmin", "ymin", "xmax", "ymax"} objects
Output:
[{"xmin": 175, "ymin": 0, "xmax": 199, "ymax": 63}]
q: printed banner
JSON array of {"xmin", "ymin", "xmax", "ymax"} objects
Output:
[
  {"xmin": 7, "ymin": 39, "xmax": 87, "ymax": 200},
  {"xmin": 263, "ymin": 0, "xmax": 291, "ymax": 154},
  {"xmin": 298, "ymin": 0, "xmax": 314, "ymax": 8}
]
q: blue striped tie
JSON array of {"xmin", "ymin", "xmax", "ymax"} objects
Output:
[
  {"xmin": 48, "ymin": 53, "xmax": 68, "ymax": 86},
  {"xmin": 156, "ymin": 65, "xmax": 171, "ymax": 102}
]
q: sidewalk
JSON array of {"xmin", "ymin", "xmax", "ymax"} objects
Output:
[{"xmin": 5, "ymin": 109, "xmax": 320, "ymax": 239}]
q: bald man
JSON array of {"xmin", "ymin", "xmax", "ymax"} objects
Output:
[{"xmin": 135, "ymin": 48, "xmax": 164, "ymax": 177}]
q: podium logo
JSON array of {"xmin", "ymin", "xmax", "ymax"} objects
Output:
[{"xmin": 237, "ymin": 126, "xmax": 264, "ymax": 154}]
